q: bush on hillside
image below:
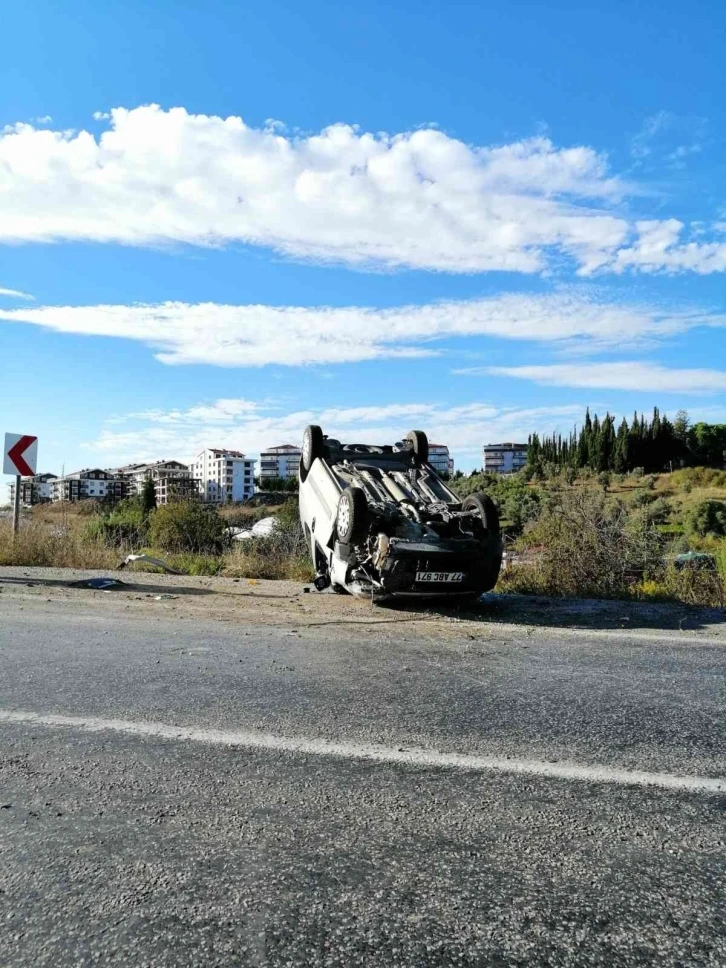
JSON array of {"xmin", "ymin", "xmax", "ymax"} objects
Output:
[
  {"xmin": 503, "ymin": 489, "xmax": 663, "ymax": 600},
  {"xmin": 685, "ymin": 500, "xmax": 726, "ymax": 539},
  {"xmin": 84, "ymin": 502, "xmax": 148, "ymax": 547},
  {"xmin": 148, "ymin": 501, "xmax": 225, "ymax": 553}
]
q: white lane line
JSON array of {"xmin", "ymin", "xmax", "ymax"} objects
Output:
[{"xmin": 1, "ymin": 709, "xmax": 724, "ymax": 794}]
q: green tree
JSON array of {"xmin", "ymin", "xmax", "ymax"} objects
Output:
[
  {"xmin": 674, "ymin": 409, "xmax": 690, "ymax": 442},
  {"xmin": 141, "ymin": 477, "xmax": 157, "ymax": 515}
]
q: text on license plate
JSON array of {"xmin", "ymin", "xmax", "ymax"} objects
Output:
[{"xmin": 415, "ymin": 571, "xmax": 466, "ymax": 583}]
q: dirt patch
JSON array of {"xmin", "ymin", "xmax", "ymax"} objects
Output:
[{"xmin": 1, "ymin": 566, "xmax": 724, "ymax": 642}]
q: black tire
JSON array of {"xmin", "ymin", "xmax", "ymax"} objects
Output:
[
  {"xmin": 405, "ymin": 429, "xmax": 429, "ymax": 465},
  {"xmin": 300, "ymin": 424, "xmax": 324, "ymax": 481},
  {"xmin": 332, "ymin": 583, "xmax": 349, "ymax": 595},
  {"xmin": 462, "ymin": 491, "xmax": 500, "ymax": 534},
  {"xmin": 463, "ymin": 492, "xmax": 502, "ymax": 591},
  {"xmin": 336, "ymin": 486, "xmax": 368, "ymax": 543}
]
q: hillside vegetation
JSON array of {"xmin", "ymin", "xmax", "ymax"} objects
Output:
[{"xmin": 452, "ymin": 465, "xmax": 726, "ymax": 605}]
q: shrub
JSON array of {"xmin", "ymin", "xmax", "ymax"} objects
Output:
[
  {"xmin": 502, "ymin": 490, "xmax": 663, "ymax": 600},
  {"xmin": 148, "ymin": 501, "xmax": 225, "ymax": 553},
  {"xmin": 222, "ymin": 498, "xmax": 310, "ymax": 580},
  {"xmin": 501, "ymin": 489, "xmax": 540, "ymax": 534},
  {"xmin": 685, "ymin": 500, "xmax": 726, "ymax": 538},
  {"xmin": 84, "ymin": 503, "xmax": 148, "ymax": 547}
]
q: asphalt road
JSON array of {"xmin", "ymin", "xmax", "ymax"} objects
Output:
[{"xmin": 1, "ymin": 584, "xmax": 725, "ymax": 967}]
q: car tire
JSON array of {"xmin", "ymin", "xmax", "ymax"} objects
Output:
[
  {"xmin": 463, "ymin": 492, "xmax": 502, "ymax": 590},
  {"xmin": 332, "ymin": 583, "xmax": 349, "ymax": 595},
  {"xmin": 463, "ymin": 492, "xmax": 500, "ymax": 533},
  {"xmin": 405, "ymin": 429, "xmax": 429, "ymax": 465},
  {"xmin": 336, "ymin": 486, "xmax": 367, "ymax": 543},
  {"xmin": 300, "ymin": 424, "xmax": 324, "ymax": 481}
]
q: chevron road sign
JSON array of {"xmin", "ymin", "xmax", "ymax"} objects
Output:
[{"xmin": 4, "ymin": 433, "xmax": 38, "ymax": 477}]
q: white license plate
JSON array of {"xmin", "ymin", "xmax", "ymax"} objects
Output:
[{"xmin": 415, "ymin": 571, "xmax": 466, "ymax": 583}]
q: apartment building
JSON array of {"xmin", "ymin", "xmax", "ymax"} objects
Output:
[
  {"xmin": 190, "ymin": 449, "xmax": 256, "ymax": 504},
  {"xmin": 428, "ymin": 444, "xmax": 454, "ymax": 477},
  {"xmin": 117, "ymin": 460, "xmax": 200, "ymax": 505},
  {"xmin": 8, "ymin": 473, "xmax": 58, "ymax": 506},
  {"xmin": 482, "ymin": 442, "xmax": 528, "ymax": 474},
  {"xmin": 259, "ymin": 444, "xmax": 302, "ymax": 482},
  {"xmin": 50, "ymin": 469, "xmax": 127, "ymax": 502}
]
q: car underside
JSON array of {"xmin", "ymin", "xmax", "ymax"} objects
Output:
[{"xmin": 298, "ymin": 427, "xmax": 502, "ymax": 601}]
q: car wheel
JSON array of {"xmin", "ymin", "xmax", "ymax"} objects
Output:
[
  {"xmin": 336, "ymin": 486, "xmax": 367, "ymax": 543},
  {"xmin": 462, "ymin": 491, "xmax": 500, "ymax": 534},
  {"xmin": 300, "ymin": 425, "xmax": 324, "ymax": 481},
  {"xmin": 463, "ymin": 492, "xmax": 502, "ymax": 590},
  {"xmin": 405, "ymin": 429, "xmax": 429, "ymax": 465},
  {"xmin": 332, "ymin": 583, "xmax": 349, "ymax": 595}
]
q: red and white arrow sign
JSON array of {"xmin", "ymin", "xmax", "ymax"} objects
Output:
[{"xmin": 4, "ymin": 433, "xmax": 38, "ymax": 477}]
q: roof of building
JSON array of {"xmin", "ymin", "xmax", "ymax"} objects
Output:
[
  {"xmin": 202, "ymin": 449, "xmax": 251, "ymax": 459},
  {"xmin": 483, "ymin": 442, "xmax": 528, "ymax": 450},
  {"xmin": 61, "ymin": 468, "xmax": 118, "ymax": 479},
  {"xmin": 261, "ymin": 444, "xmax": 302, "ymax": 455},
  {"xmin": 126, "ymin": 459, "xmax": 189, "ymax": 473}
]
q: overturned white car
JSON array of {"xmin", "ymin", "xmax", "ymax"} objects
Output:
[{"xmin": 298, "ymin": 426, "xmax": 502, "ymax": 601}]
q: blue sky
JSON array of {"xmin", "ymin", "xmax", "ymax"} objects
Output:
[{"xmin": 1, "ymin": 0, "xmax": 724, "ymax": 486}]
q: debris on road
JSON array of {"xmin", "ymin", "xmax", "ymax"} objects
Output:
[
  {"xmin": 118, "ymin": 553, "xmax": 182, "ymax": 575},
  {"xmin": 225, "ymin": 517, "xmax": 277, "ymax": 541},
  {"xmin": 69, "ymin": 577, "xmax": 128, "ymax": 591}
]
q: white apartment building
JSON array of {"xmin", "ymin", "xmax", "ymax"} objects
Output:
[
  {"xmin": 50, "ymin": 469, "xmax": 127, "ymax": 502},
  {"xmin": 190, "ymin": 449, "xmax": 256, "ymax": 504},
  {"xmin": 116, "ymin": 460, "xmax": 199, "ymax": 506},
  {"xmin": 8, "ymin": 473, "xmax": 58, "ymax": 506},
  {"xmin": 259, "ymin": 444, "xmax": 302, "ymax": 482},
  {"xmin": 483, "ymin": 442, "xmax": 528, "ymax": 475},
  {"xmin": 428, "ymin": 444, "xmax": 453, "ymax": 477}
]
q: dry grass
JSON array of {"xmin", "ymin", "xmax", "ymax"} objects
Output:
[
  {"xmin": 0, "ymin": 520, "xmax": 119, "ymax": 569},
  {"xmin": 222, "ymin": 546, "xmax": 313, "ymax": 581},
  {"xmin": 2, "ymin": 507, "xmax": 313, "ymax": 582}
]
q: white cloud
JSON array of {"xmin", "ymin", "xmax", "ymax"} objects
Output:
[
  {"xmin": 611, "ymin": 220, "xmax": 726, "ymax": 275},
  {"xmin": 0, "ymin": 286, "xmax": 33, "ymax": 299},
  {"xmin": 89, "ymin": 398, "xmax": 585, "ymax": 467},
  {"xmin": 481, "ymin": 361, "xmax": 726, "ymax": 394},
  {"xmin": 1, "ymin": 105, "xmax": 723, "ymax": 274},
  {"xmin": 0, "ymin": 103, "xmax": 642, "ymax": 274},
  {"xmin": 1, "ymin": 291, "xmax": 722, "ymax": 367}
]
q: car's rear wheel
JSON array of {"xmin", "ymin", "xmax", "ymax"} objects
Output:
[
  {"xmin": 405, "ymin": 429, "xmax": 429, "ymax": 465},
  {"xmin": 463, "ymin": 491, "xmax": 502, "ymax": 590},
  {"xmin": 300, "ymin": 424, "xmax": 324, "ymax": 481},
  {"xmin": 336, "ymin": 486, "xmax": 367, "ymax": 543},
  {"xmin": 462, "ymin": 491, "xmax": 500, "ymax": 534}
]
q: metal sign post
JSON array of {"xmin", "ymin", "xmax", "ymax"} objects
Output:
[
  {"xmin": 4, "ymin": 433, "xmax": 39, "ymax": 536},
  {"xmin": 12, "ymin": 475, "xmax": 21, "ymax": 536}
]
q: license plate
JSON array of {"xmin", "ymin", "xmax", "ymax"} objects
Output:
[{"xmin": 415, "ymin": 571, "xmax": 466, "ymax": 583}]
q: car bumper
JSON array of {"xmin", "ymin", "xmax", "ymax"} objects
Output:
[{"xmin": 376, "ymin": 537, "xmax": 501, "ymax": 597}]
